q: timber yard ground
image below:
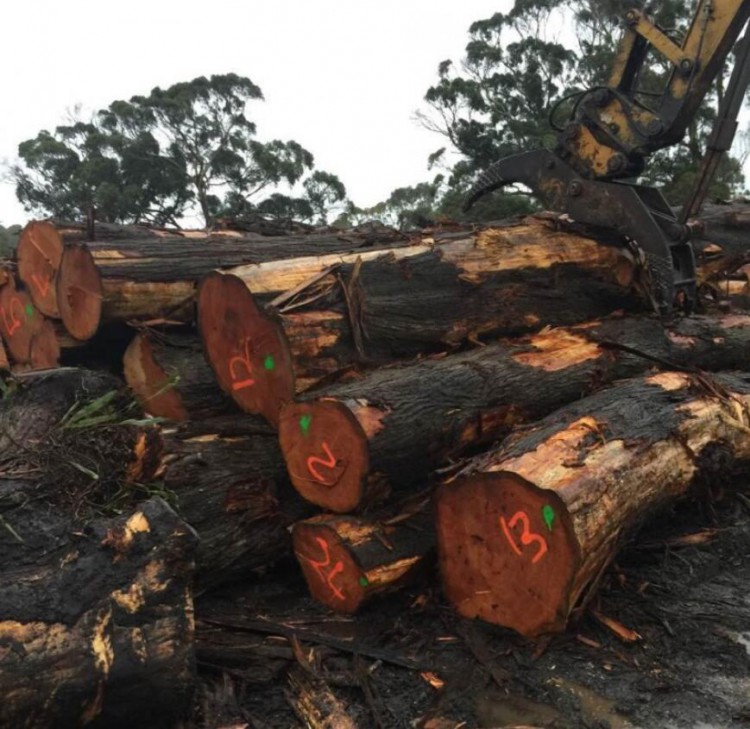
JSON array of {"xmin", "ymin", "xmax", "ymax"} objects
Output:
[{"xmin": 191, "ymin": 485, "xmax": 750, "ymax": 729}]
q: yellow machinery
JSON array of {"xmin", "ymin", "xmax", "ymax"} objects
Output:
[{"xmin": 465, "ymin": 1, "xmax": 750, "ymax": 317}]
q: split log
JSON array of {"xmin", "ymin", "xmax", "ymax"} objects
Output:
[
  {"xmin": 124, "ymin": 330, "xmax": 237, "ymax": 422},
  {"xmin": 162, "ymin": 416, "xmax": 311, "ymax": 591},
  {"xmin": 0, "ymin": 337, "xmax": 7, "ymax": 369},
  {"xmin": 435, "ymin": 371, "xmax": 750, "ymax": 637},
  {"xmin": 0, "ymin": 495, "xmax": 197, "ymax": 729},
  {"xmin": 22, "ymin": 219, "xmax": 410, "ymax": 337},
  {"xmin": 278, "ymin": 313, "xmax": 750, "ymax": 512},
  {"xmin": 292, "ymin": 502, "xmax": 434, "ymax": 613},
  {"xmin": 201, "ymin": 218, "xmax": 643, "ymax": 417}
]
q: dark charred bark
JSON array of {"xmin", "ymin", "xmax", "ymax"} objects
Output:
[{"xmin": 162, "ymin": 417, "xmax": 311, "ymax": 591}]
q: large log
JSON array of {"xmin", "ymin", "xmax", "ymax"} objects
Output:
[
  {"xmin": 278, "ymin": 313, "xmax": 750, "ymax": 512},
  {"xmin": 123, "ymin": 330, "xmax": 238, "ymax": 422},
  {"xmin": 161, "ymin": 416, "xmax": 311, "ymax": 591},
  {"xmin": 18, "ymin": 219, "xmax": 410, "ymax": 336},
  {"xmin": 0, "ymin": 495, "xmax": 198, "ymax": 729},
  {"xmin": 435, "ymin": 371, "xmax": 750, "ymax": 637},
  {"xmin": 201, "ymin": 217, "xmax": 643, "ymax": 419},
  {"xmin": 292, "ymin": 501, "xmax": 434, "ymax": 613},
  {"xmin": 0, "ymin": 367, "xmax": 194, "ymax": 727}
]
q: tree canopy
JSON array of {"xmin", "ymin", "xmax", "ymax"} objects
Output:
[
  {"xmin": 12, "ymin": 74, "xmax": 346, "ymax": 227},
  {"xmin": 375, "ymin": 0, "xmax": 746, "ymax": 228}
]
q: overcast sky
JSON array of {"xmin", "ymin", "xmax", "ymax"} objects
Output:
[
  {"xmin": 0, "ymin": 0, "xmax": 513, "ymax": 226},
  {"xmin": 2, "ymin": 1, "xmax": 747, "ymax": 228}
]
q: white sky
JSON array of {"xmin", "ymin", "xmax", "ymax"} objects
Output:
[
  {"xmin": 0, "ymin": 0, "xmax": 510, "ymax": 226},
  {"xmin": 1, "ymin": 1, "xmax": 747, "ymax": 228}
]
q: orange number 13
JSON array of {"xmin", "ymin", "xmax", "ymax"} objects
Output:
[{"xmin": 499, "ymin": 511, "xmax": 548, "ymax": 564}]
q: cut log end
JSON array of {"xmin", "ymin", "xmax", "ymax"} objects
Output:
[
  {"xmin": 292, "ymin": 521, "xmax": 369, "ymax": 613},
  {"xmin": 0, "ymin": 283, "xmax": 42, "ymax": 363},
  {"xmin": 279, "ymin": 400, "xmax": 368, "ymax": 512},
  {"xmin": 29, "ymin": 318, "xmax": 61, "ymax": 369},
  {"xmin": 436, "ymin": 471, "xmax": 577, "ymax": 637},
  {"xmin": 57, "ymin": 244, "xmax": 103, "ymax": 341},
  {"xmin": 198, "ymin": 272, "xmax": 295, "ymax": 425},
  {"xmin": 17, "ymin": 220, "xmax": 63, "ymax": 318},
  {"xmin": 124, "ymin": 332, "xmax": 189, "ymax": 422}
]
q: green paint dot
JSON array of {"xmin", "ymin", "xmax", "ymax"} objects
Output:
[
  {"xmin": 264, "ymin": 354, "xmax": 275, "ymax": 371},
  {"xmin": 299, "ymin": 414, "xmax": 312, "ymax": 435},
  {"xmin": 542, "ymin": 504, "xmax": 555, "ymax": 532},
  {"xmin": 358, "ymin": 576, "xmax": 369, "ymax": 587},
  {"xmin": 24, "ymin": 304, "xmax": 34, "ymax": 317}
]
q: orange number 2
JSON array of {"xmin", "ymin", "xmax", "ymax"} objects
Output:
[
  {"xmin": 307, "ymin": 442, "xmax": 338, "ymax": 485},
  {"xmin": 228, "ymin": 339, "xmax": 255, "ymax": 391},
  {"xmin": 499, "ymin": 511, "xmax": 548, "ymax": 564}
]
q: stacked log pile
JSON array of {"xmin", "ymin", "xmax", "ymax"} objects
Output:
[{"xmin": 4, "ymin": 203, "xmax": 750, "ymax": 725}]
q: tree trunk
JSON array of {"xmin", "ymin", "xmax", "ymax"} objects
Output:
[
  {"xmin": 690, "ymin": 201, "xmax": 750, "ymax": 280},
  {"xmin": 161, "ymin": 416, "xmax": 311, "ymax": 591},
  {"xmin": 123, "ymin": 330, "xmax": 238, "ymax": 422},
  {"xmin": 19, "ymin": 219, "xmax": 411, "ymax": 338},
  {"xmin": 0, "ymin": 495, "xmax": 198, "ymax": 729},
  {"xmin": 292, "ymin": 501, "xmax": 434, "ymax": 613},
  {"xmin": 0, "ymin": 367, "xmax": 194, "ymax": 727},
  {"xmin": 278, "ymin": 313, "xmax": 750, "ymax": 512},
  {"xmin": 29, "ymin": 318, "xmax": 60, "ymax": 369},
  {"xmin": 202, "ymin": 217, "xmax": 645, "ymax": 419},
  {"xmin": 435, "ymin": 371, "xmax": 750, "ymax": 637}
]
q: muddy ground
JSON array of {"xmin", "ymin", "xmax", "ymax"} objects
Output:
[{"xmin": 190, "ymin": 487, "xmax": 750, "ymax": 729}]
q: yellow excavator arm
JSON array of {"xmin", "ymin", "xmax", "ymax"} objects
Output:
[{"xmin": 466, "ymin": 1, "xmax": 750, "ymax": 318}]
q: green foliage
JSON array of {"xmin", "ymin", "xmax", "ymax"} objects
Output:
[
  {"xmin": 11, "ymin": 74, "xmax": 347, "ymax": 227},
  {"xmin": 0, "ymin": 224, "xmax": 21, "ymax": 257}
]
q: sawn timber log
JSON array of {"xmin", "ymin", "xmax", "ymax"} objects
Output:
[
  {"xmin": 278, "ymin": 313, "xmax": 750, "ymax": 512},
  {"xmin": 435, "ymin": 370, "xmax": 750, "ymax": 637},
  {"xmin": 201, "ymin": 216, "xmax": 644, "ymax": 420},
  {"xmin": 16, "ymin": 219, "xmax": 411, "ymax": 337}
]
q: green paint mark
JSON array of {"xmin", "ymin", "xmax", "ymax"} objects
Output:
[
  {"xmin": 542, "ymin": 504, "xmax": 555, "ymax": 532},
  {"xmin": 264, "ymin": 354, "xmax": 275, "ymax": 371},
  {"xmin": 299, "ymin": 414, "xmax": 312, "ymax": 435},
  {"xmin": 358, "ymin": 576, "xmax": 369, "ymax": 588},
  {"xmin": 24, "ymin": 304, "xmax": 34, "ymax": 317}
]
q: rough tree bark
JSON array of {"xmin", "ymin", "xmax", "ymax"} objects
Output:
[
  {"xmin": 0, "ymin": 367, "xmax": 195, "ymax": 727},
  {"xmin": 162, "ymin": 416, "xmax": 311, "ymax": 591},
  {"xmin": 278, "ymin": 313, "xmax": 750, "ymax": 512},
  {"xmin": 202, "ymin": 217, "xmax": 644, "ymax": 419},
  {"xmin": 19, "ymin": 219, "xmax": 410, "ymax": 337},
  {"xmin": 435, "ymin": 371, "xmax": 750, "ymax": 637},
  {"xmin": 0, "ymin": 495, "xmax": 198, "ymax": 729},
  {"xmin": 124, "ymin": 330, "xmax": 238, "ymax": 422}
]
